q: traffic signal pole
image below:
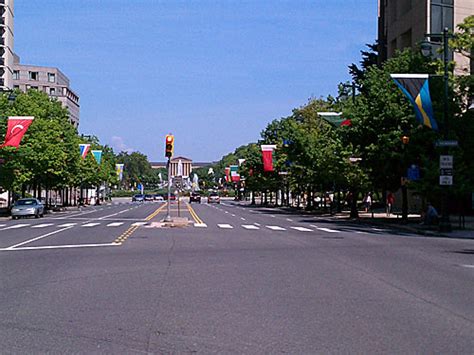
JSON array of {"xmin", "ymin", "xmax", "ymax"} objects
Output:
[{"xmin": 164, "ymin": 157, "xmax": 172, "ymax": 222}]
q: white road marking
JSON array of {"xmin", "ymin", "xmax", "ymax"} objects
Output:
[
  {"xmin": 242, "ymin": 225, "xmax": 259, "ymax": 230},
  {"xmin": 266, "ymin": 225, "xmax": 286, "ymax": 231},
  {"xmin": 290, "ymin": 226, "xmax": 313, "ymax": 232},
  {"xmin": 131, "ymin": 222, "xmax": 148, "ymax": 226},
  {"xmin": 217, "ymin": 224, "xmax": 233, "ymax": 229},
  {"xmin": 310, "ymin": 224, "xmax": 318, "ymax": 229},
  {"xmin": 1, "ymin": 242, "xmax": 119, "ymax": 251},
  {"xmin": 31, "ymin": 224, "xmax": 54, "ymax": 229},
  {"xmin": 286, "ymin": 218, "xmax": 293, "ymax": 222},
  {"xmin": 254, "ymin": 223, "xmax": 261, "ymax": 226},
  {"xmin": 106, "ymin": 222, "xmax": 124, "ymax": 227},
  {"xmin": 240, "ymin": 217, "xmax": 246, "ymax": 221},
  {"xmin": 224, "ymin": 211, "xmax": 229, "ymax": 214},
  {"xmin": 194, "ymin": 223, "xmax": 207, "ymax": 228},
  {"xmin": 82, "ymin": 223, "xmax": 101, "ymax": 227},
  {"xmin": 317, "ymin": 227, "xmax": 340, "ymax": 233},
  {"xmin": 57, "ymin": 223, "xmax": 77, "ymax": 227},
  {"xmin": 0, "ymin": 224, "xmax": 6, "ymax": 227},
  {"xmin": 460, "ymin": 264, "xmax": 474, "ymax": 269},
  {"xmin": 231, "ymin": 214, "xmax": 236, "ymax": 217},
  {"xmin": 355, "ymin": 231, "xmax": 369, "ymax": 234},
  {"xmin": 270, "ymin": 215, "xmax": 276, "ymax": 218},
  {"xmin": 6, "ymin": 227, "xmax": 73, "ymax": 249},
  {"xmin": 0, "ymin": 224, "xmax": 30, "ymax": 230}
]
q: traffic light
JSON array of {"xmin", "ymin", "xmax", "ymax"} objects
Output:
[{"xmin": 165, "ymin": 134, "xmax": 174, "ymax": 158}]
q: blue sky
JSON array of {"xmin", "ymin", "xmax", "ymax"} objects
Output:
[{"xmin": 15, "ymin": 1, "xmax": 377, "ymax": 162}]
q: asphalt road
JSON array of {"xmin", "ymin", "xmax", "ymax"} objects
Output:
[{"xmin": 0, "ymin": 199, "xmax": 473, "ymax": 353}]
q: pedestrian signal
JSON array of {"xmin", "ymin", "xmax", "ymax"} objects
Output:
[{"xmin": 165, "ymin": 134, "xmax": 174, "ymax": 158}]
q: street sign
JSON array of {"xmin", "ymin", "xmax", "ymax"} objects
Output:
[
  {"xmin": 435, "ymin": 140, "xmax": 458, "ymax": 147},
  {"xmin": 407, "ymin": 165, "xmax": 420, "ymax": 181},
  {"xmin": 439, "ymin": 155, "xmax": 453, "ymax": 169},
  {"xmin": 439, "ymin": 168, "xmax": 453, "ymax": 175},
  {"xmin": 439, "ymin": 176, "xmax": 453, "ymax": 185}
]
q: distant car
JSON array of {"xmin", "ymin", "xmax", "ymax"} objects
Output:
[
  {"xmin": 144, "ymin": 194, "xmax": 154, "ymax": 201},
  {"xmin": 163, "ymin": 193, "xmax": 176, "ymax": 201},
  {"xmin": 189, "ymin": 192, "xmax": 201, "ymax": 203},
  {"xmin": 132, "ymin": 194, "xmax": 145, "ymax": 202},
  {"xmin": 207, "ymin": 192, "xmax": 220, "ymax": 204},
  {"xmin": 154, "ymin": 194, "xmax": 164, "ymax": 202},
  {"xmin": 11, "ymin": 198, "xmax": 44, "ymax": 219}
]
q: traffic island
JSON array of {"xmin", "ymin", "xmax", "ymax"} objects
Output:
[{"xmin": 145, "ymin": 217, "xmax": 190, "ymax": 228}]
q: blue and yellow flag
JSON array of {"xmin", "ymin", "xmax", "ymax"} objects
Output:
[{"xmin": 390, "ymin": 74, "xmax": 438, "ymax": 131}]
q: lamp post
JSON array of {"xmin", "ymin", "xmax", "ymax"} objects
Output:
[{"xmin": 421, "ymin": 27, "xmax": 453, "ymax": 232}]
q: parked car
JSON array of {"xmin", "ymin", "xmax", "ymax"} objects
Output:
[
  {"xmin": 132, "ymin": 194, "xmax": 145, "ymax": 202},
  {"xmin": 189, "ymin": 192, "xmax": 201, "ymax": 203},
  {"xmin": 154, "ymin": 194, "xmax": 164, "ymax": 202},
  {"xmin": 207, "ymin": 192, "xmax": 220, "ymax": 204},
  {"xmin": 144, "ymin": 194, "xmax": 154, "ymax": 201},
  {"xmin": 11, "ymin": 198, "xmax": 44, "ymax": 219},
  {"xmin": 163, "ymin": 193, "xmax": 176, "ymax": 201}
]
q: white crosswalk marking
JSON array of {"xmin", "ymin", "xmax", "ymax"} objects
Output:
[
  {"xmin": 242, "ymin": 224, "xmax": 259, "ymax": 230},
  {"xmin": 131, "ymin": 222, "xmax": 148, "ymax": 226},
  {"xmin": 106, "ymin": 222, "xmax": 124, "ymax": 227},
  {"xmin": 317, "ymin": 227, "xmax": 340, "ymax": 233},
  {"xmin": 266, "ymin": 225, "xmax": 286, "ymax": 231},
  {"xmin": 290, "ymin": 226, "xmax": 313, "ymax": 232},
  {"xmin": 31, "ymin": 224, "xmax": 54, "ymax": 229},
  {"xmin": 2, "ymin": 224, "xmax": 30, "ymax": 230},
  {"xmin": 217, "ymin": 224, "xmax": 233, "ymax": 229},
  {"xmin": 57, "ymin": 223, "xmax": 77, "ymax": 227},
  {"xmin": 194, "ymin": 223, "xmax": 207, "ymax": 228},
  {"xmin": 0, "ymin": 224, "xmax": 5, "ymax": 228},
  {"xmin": 82, "ymin": 223, "xmax": 101, "ymax": 227}
]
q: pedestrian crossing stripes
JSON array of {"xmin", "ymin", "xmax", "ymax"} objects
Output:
[
  {"xmin": 217, "ymin": 224, "xmax": 233, "ymax": 229},
  {"xmin": 106, "ymin": 222, "xmax": 124, "ymax": 227},
  {"xmin": 290, "ymin": 226, "xmax": 313, "ymax": 232},
  {"xmin": 242, "ymin": 224, "xmax": 259, "ymax": 230},
  {"xmin": 82, "ymin": 223, "xmax": 101, "ymax": 227},
  {"xmin": 31, "ymin": 224, "xmax": 54, "ymax": 229},
  {"xmin": 266, "ymin": 225, "xmax": 286, "ymax": 231}
]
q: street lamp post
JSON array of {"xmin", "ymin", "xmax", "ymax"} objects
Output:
[{"xmin": 421, "ymin": 27, "xmax": 453, "ymax": 232}]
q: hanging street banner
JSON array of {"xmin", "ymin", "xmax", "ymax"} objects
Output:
[
  {"xmin": 390, "ymin": 74, "xmax": 438, "ymax": 130},
  {"xmin": 224, "ymin": 167, "xmax": 231, "ymax": 182},
  {"xmin": 91, "ymin": 150, "xmax": 103, "ymax": 164},
  {"xmin": 115, "ymin": 163, "xmax": 124, "ymax": 180},
  {"xmin": 79, "ymin": 144, "xmax": 91, "ymax": 159},
  {"xmin": 0, "ymin": 116, "xmax": 34, "ymax": 148},
  {"xmin": 230, "ymin": 165, "xmax": 240, "ymax": 182},
  {"xmin": 261, "ymin": 145, "xmax": 277, "ymax": 172},
  {"xmin": 317, "ymin": 112, "xmax": 351, "ymax": 127}
]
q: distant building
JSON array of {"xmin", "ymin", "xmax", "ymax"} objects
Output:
[
  {"xmin": 150, "ymin": 159, "xmax": 215, "ymax": 177},
  {"xmin": 378, "ymin": 0, "xmax": 473, "ymax": 74},
  {"xmin": 13, "ymin": 54, "xmax": 80, "ymax": 127},
  {"xmin": 0, "ymin": 0, "xmax": 14, "ymax": 90}
]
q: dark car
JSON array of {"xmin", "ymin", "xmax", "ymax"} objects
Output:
[
  {"xmin": 132, "ymin": 194, "xmax": 145, "ymax": 202},
  {"xmin": 163, "ymin": 193, "xmax": 176, "ymax": 201},
  {"xmin": 189, "ymin": 192, "xmax": 201, "ymax": 203},
  {"xmin": 207, "ymin": 192, "xmax": 220, "ymax": 204},
  {"xmin": 11, "ymin": 198, "xmax": 45, "ymax": 219}
]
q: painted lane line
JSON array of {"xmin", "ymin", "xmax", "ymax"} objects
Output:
[
  {"xmin": 106, "ymin": 222, "xmax": 125, "ymax": 227},
  {"xmin": 57, "ymin": 223, "xmax": 77, "ymax": 227},
  {"xmin": 310, "ymin": 224, "xmax": 319, "ymax": 229},
  {"xmin": 0, "ymin": 224, "xmax": 30, "ymax": 230},
  {"xmin": 6, "ymin": 226, "xmax": 73, "ymax": 249},
  {"xmin": 31, "ymin": 224, "xmax": 54, "ymax": 229},
  {"xmin": 317, "ymin": 227, "xmax": 340, "ymax": 233},
  {"xmin": 0, "ymin": 224, "xmax": 6, "ymax": 228},
  {"xmin": 240, "ymin": 217, "xmax": 246, "ymax": 221},
  {"xmin": 254, "ymin": 223, "xmax": 261, "ymax": 226},
  {"xmin": 217, "ymin": 224, "xmax": 233, "ymax": 229},
  {"xmin": 355, "ymin": 231, "xmax": 369, "ymax": 234},
  {"xmin": 224, "ymin": 211, "xmax": 229, "ymax": 214},
  {"xmin": 231, "ymin": 214, "xmax": 236, "ymax": 217},
  {"xmin": 270, "ymin": 215, "xmax": 276, "ymax": 218},
  {"xmin": 460, "ymin": 264, "xmax": 474, "ymax": 269},
  {"xmin": 242, "ymin": 225, "xmax": 259, "ymax": 230},
  {"xmin": 132, "ymin": 222, "xmax": 148, "ymax": 227},
  {"xmin": 194, "ymin": 223, "xmax": 207, "ymax": 228},
  {"xmin": 286, "ymin": 218, "xmax": 293, "ymax": 222},
  {"xmin": 2, "ymin": 242, "xmax": 119, "ymax": 252},
  {"xmin": 290, "ymin": 226, "xmax": 313, "ymax": 232},
  {"xmin": 82, "ymin": 223, "xmax": 101, "ymax": 227},
  {"xmin": 266, "ymin": 225, "xmax": 286, "ymax": 231}
]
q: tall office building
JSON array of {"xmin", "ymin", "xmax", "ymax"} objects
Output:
[
  {"xmin": 378, "ymin": 0, "xmax": 473, "ymax": 74},
  {"xmin": 0, "ymin": 0, "xmax": 14, "ymax": 90}
]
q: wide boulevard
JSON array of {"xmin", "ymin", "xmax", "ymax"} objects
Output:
[{"xmin": 0, "ymin": 199, "xmax": 473, "ymax": 353}]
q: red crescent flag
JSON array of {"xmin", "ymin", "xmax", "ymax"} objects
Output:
[
  {"xmin": 1, "ymin": 116, "xmax": 34, "ymax": 148},
  {"xmin": 261, "ymin": 145, "xmax": 277, "ymax": 172}
]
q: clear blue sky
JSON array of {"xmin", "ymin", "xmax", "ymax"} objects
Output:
[{"xmin": 15, "ymin": 1, "xmax": 377, "ymax": 162}]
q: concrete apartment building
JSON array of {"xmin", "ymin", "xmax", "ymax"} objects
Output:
[
  {"xmin": 378, "ymin": 0, "xmax": 473, "ymax": 74},
  {"xmin": 13, "ymin": 55, "xmax": 80, "ymax": 127},
  {"xmin": 0, "ymin": 0, "xmax": 14, "ymax": 90}
]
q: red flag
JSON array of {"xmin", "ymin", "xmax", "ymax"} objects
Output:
[
  {"xmin": 1, "ymin": 116, "xmax": 34, "ymax": 148},
  {"xmin": 261, "ymin": 145, "xmax": 277, "ymax": 172},
  {"xmin": 224, "ymin": 167, "xmax": 231, "ymax": 182},
  {"xmin": 340, "ymin": 119, "xmax": 352, "ymax": 127}
]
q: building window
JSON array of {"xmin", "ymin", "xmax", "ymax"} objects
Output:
[
  {"xmin": 30, "ymin": 86, "xmax": 38, "ymax": 90},
  {"xmin": 13, "ymin": 85, "xmax": 19, "ymax": 89},
  {"xmin": 29, "ymin": 71, "xmax": 39, "ymax": 81},
  {"xmin": 48, "ymin": 72, "xmax": 55, "ymax": 83},
  {"xmin": 431, "ymin": 0, "xmax": 454, "ymax": 35},
  {"xmin": 13, "ymin": 70, "xmax": 19, "ymax": 80},
  {"xmin": 49, "ymin": 87, "xmax": 56, "ymax": 96}
]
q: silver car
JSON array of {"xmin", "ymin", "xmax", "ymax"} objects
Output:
[{"xmin": 11, "ymin": 198, "xmax": 45, "ymax": 219}]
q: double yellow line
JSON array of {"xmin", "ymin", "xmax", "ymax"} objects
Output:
[
  {"xmin": 113, "ymin": 203, "xmax": 169, "ymax": 245},
  {"xmin": 187, "ymin": 203, "xmax": 204, "ymax": 224}
]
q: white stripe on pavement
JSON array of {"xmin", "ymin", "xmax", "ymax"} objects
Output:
[
  {"xmin": 217, "ymin": 224, "xmax": 233, "ymax": 229},
  {"xmin": 0, "ymin": 224, "xmax": 30, "ymax": 230},
  {"xmin": 57, "ymin": 223, "xmax": 77, "ymax": 227},
  {"xmin": 31, "ymin": 224, "xmax": 54, "ymax": 229},
  {"xmin": 242, "ymin": 224, "xmax": 259, "ymax": 230},
  {"xmin": 317, "ymin": 227, "xmax": 340, "ymax": 233},
  {"xmin": 194, "ymin": 223, "xmax": 207, "ymax": 228},
  {"xmin": 290, "ymin": 226, "xmax": 313, "ymax": 232},
  {"xmin": 131, "ymin": 222, "xmax": 148, "ymax": 226},
  {"xmin": 106, "ymin": 222, "xmax": 125, "ymax": 227},
  {"xmin": 266, "ymin": 225, "xmax": 286, "ymax": 231},
  {"xmin": 6, "ymin": 227, "xmax": 73, "ymax": 249},
  {"xmin": 82, "ymin": 223, "xmax": 101, "ymax": 227}
]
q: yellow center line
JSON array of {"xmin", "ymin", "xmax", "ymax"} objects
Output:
[
  {"xmin": 187, "ymin": 203, "xmax": 204, "ymax": 224},
  {"xmin": 145, "ymin": 203, "xmax": 168, "ymax": 221}
]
